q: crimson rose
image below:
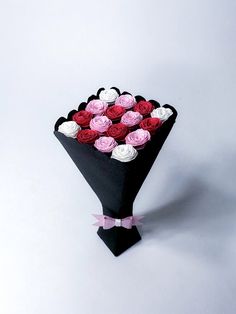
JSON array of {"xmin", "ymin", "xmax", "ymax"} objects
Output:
[
  {"xmin": 105, "ymin": 105, "xmax": 125, "ymax": 121},
  {"xmin": 77, "ymin": 129, "xmax": 99, "ymax": 144},
  {"xmin": 106, "ymin": 123, "xmax": 129, "ymax": 141},
  {"xmin": 134, "ymin": 101, "xmax": 155, "ymax": 116},
  {"xmin": 139, "ymin": 117, "xmax": 162, "ymax": 135},
  {"xmin": 72, "ymin": 110, "xmax": 93, "ymax": 127}
]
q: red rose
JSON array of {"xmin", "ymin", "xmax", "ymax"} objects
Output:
[
  {"xmin": 134, "ymin": 101, "xmax": 155, "ymax": 116},
  {"xmin": 139, "ymin": 117, "xmax": 162, "ymax": 135},
  {"xmin": 106, "ymin": 123, "xmax": 129, "ymax": 141},
  {"xmin": 77, "ymin": 129, "xmax": 99, "ymax": 144},
  {"xmin": 105, "ymin": 105, "xmax": 125, "ymax": 121},
  {"xmin": 72, "ymin": 110, "xmax": 93, "ymax": 127}
]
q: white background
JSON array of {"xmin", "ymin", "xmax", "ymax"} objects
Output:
[{"xmin": 0, "ymin": 0, "xmax": 236, "ymax": 313}]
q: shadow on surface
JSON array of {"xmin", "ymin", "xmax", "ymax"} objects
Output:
[{"xmin": 140, "ymin": 175, "xmax": 235, "ymax": 262}]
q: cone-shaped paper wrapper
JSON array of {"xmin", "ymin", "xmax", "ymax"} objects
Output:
[{"xmin": 54, "ymin": 91, "xmax": 177, "ymax": 256}]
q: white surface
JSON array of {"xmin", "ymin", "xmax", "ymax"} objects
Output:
[{"xmin": 0, "ymin": 1, "xmax": 236, "ymax": 314}]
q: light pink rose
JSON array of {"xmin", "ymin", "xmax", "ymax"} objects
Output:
[
  {"xmin": 115, "ymin": 94, "xmax": 136, "ymax": 109},
  {"xmin": 125, "ymin": 129, "xmax": 151, "ymax": 149},
  {"xmin": 90, "ymin": 116, "xmax": 112, "ymax": 133},
  {"xmin": 94, "ymin": 136, "xmax": 118, "ymax": 153},
  {"xmin": 85, "ymin": 99, "xmax": 108, "ymax": 115},
  {"xmin": 121, "ymin": 111, "xmax": 143, "ymax": 127}
]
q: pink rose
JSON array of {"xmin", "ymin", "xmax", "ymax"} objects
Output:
[
  {"xmin": 115, "ymin": 94, "xmax": 136, "ymax": 109},
  {"xmin": 85, "ymin": 99, "xmax": 108, "ymax": 115},
  {"xmin": 90, "ymin": 116, "xmax": 112, "ymax": 133},
  {"xmin": 94, "ymin": 136, "xmax": 118, "ymax": 153},
  {"xmin": 125, "ymin": 129, "xmax": 151, "ymax": 149},
  {"xmin": 121, "ymin": 111, "xmax": 143, "ymax": 127}
]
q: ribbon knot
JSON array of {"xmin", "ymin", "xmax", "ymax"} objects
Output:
[
  {"xmin": 115, "ymin": 218, "xmax": 122, "ymax": 227},
  {"xmin": 93, "ymin": 214, "xmax": 144, "ymax": 230}
]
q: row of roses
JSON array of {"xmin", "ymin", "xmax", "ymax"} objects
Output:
[{"xmin": 58, "ymin": 89, "xmax": 173, "ymax": 162}]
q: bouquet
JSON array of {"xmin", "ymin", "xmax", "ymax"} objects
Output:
[{"xmin": 54, "ymin": 87, "xmax": 177, "ymax": 256}]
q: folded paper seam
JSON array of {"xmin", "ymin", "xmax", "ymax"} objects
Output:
[{"xmin": 93, "ymin": 214, "xmax": 144, "ymax": 230}]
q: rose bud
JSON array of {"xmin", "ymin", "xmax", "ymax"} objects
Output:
[
  {"xmin": 99, "ymin": 88, "xmax": 119, "ymax": 104},
  {"xmin": 94, "ymin": 136, "xmax": 118, "ymax": 153},
  {"xmin": 106, "ymin": 123, "xmax": 129, "ymax": 141},
  {"xmin": 134, "ymin": 101, "xmax": 155, "ymax": 116},
  {"xmin": 85, "ymin": 99, "xmax": 108, "ymax": 116},
  {"xmin": 121, "ymin": 111, "xmax": 143, "ymax": 127},
  {"xmin": 90, "ymin": 116, "xmax": 112, "ymax": 133},
  {"xmin": 151, "ymin": 107, "xmax": 173, "ymax": 121},
  {"xmin": 105, "ymin": 105, "xmax": 125, "ymax": 121},
  {"xmin": 58, "ymin": 121, "xmax": 81, "ymax": 138},
  {"xmin": 115, "ymin": 94, "xmax": 136, "ymax": 109},
  {"xmin": 111, "ymin": 144, "xmax": 138, "ymax": 163},
  {"xmin": 72, "ymin": 110, "xmax": 93, "ymax": 128},
  {"xmin": 125, "ymin": 129, "xmax": 151, "ymax": 149},
  {"xmin": 139, "ymin": 117, "xmax": 162, "ymax": 135},
  {"xmin": 77, "ymin": 129, "xmax": 99, "ymax": 144}
]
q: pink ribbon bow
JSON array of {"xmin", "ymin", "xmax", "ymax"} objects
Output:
[{"xmin": 93, "ymin": 214, "xmax": 144, "ymax": 230}]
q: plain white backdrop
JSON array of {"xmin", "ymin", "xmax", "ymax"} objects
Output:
[{"xmin": 0, "ymin": 0, "xmax": 236, "ymax": 313}]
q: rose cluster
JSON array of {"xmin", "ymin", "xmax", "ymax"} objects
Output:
[{"xmin": 58, "ymin": 88, "xmax": 173, "ymax": 162}]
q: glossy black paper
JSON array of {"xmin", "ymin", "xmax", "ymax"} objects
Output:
[{"xmin": 54, "ymin": 88, "xmax": 178, "ymax": 256}]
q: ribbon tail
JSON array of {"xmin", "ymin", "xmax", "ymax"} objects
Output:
[
  {"xmin": 92, "ymin": 214, "xmax": 104, "ymax": 227},
  {"xmin": 93, "ymin": 222, "xmax": 101, "ymax": 226},
  {"xmin": 133, "ymin": 215, "xmax": 145, "ymax": 226}
]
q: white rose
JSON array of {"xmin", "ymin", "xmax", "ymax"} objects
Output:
[
  {"xmin": 151, "ymin": 107, "xmax": 173, "ymax": 121},
  {"xmin": 58, "ymin": 121, "xmax": 81, "ymax": 138},
  {"xmin": 111, "ymin": 144, "xmax": 138, "ymax": 162},
  {"xmin": 99, "ymin": 88, "xmax": 119, "ymax": 104}
]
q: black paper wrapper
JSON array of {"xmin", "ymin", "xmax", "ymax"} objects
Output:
[{"xmin": 54, "ymin": 88, "xmax": 178, "ymax": 256}]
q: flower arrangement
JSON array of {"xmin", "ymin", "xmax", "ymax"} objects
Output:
[
  {"xmin": 54, "ymin": 87, "xmax": 177, "ymax": 256},
  {"xmin": 57, "ymin": 88, "xmax": 173, "ymax": 163}
]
